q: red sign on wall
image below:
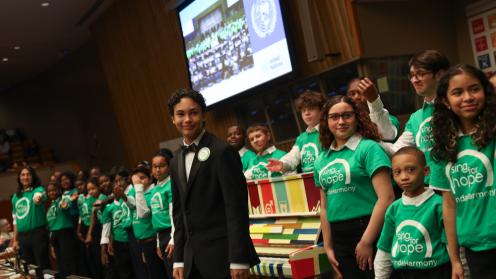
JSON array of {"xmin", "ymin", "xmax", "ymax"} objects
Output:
[
  {"xmin": 472, "ymin": 18, "xmax": 485, "ymax": 34},
  {"xmin": 475, "ymin": 36, "xmax": 488, "ymax": 52}
]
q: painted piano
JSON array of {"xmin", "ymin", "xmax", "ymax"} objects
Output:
[{"xmin": 247, "ymin": 173, "xmax": 332, "ymax": 278}]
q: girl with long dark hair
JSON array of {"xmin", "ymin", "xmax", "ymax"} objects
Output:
[
  {"xmin": 430, "ymin": 64, "xmax": 496, "ymax": 278},
  {"xmin": 11, "ymin": 166, "xmax": 50, "ymax": 270}
]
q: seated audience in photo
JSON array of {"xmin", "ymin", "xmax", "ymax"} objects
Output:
[{"xmin": 0, "ymin": 219, "xmax": 13, "ymax": 252}]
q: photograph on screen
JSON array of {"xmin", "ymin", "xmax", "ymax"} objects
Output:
[{"xmin": 179, "ymin": 0, "xmax": 292, "ymax": 106}]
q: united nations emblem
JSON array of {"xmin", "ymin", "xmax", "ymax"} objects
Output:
[{"xmin": 251, "ymin": 0, "xmax": 277, "ymax": 38}]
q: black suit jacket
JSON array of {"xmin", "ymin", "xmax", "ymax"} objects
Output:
[{"xmin": 171, "ymin": 132, "xmax": 259, "ymax": 278}]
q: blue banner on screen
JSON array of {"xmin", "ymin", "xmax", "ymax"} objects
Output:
[{"xmin": 179, "ymin": 0, "xmax": 292, "ymax": 106}]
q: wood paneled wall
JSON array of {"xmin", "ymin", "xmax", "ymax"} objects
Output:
[{"xmin": 91, "ymin": 0, "xmax": 362, "ymax": 165}]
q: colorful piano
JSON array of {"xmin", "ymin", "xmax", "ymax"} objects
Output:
[{"xmin": 247, "ymin": 173, "xmax": 332, "ymax": 278}]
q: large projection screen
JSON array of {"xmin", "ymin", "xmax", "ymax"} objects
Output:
[{"xmin": 179, "ymin": 0, "xmax": 293, "ymax": 106}]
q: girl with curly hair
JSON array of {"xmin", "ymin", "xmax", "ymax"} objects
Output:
[
  {"xmin": 430, "ymin": 64, "xmax": 496, "ymax": 278},
  {"xmin": 313, "ymin": 95, "xmax": 395, "ymax": 278}
]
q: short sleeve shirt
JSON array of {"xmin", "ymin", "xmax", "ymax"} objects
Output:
[
  {"xmin": 46, "ymin": 197, "xmax": 73, "ymax": 231},
  {"xmin": 429, "ymin": 135, "xmax": 496, "ymax": 251},
  {"xmin": 377, "ymin": 190, "xmax": 449, "ymax": 269},
  {"xmin": 101, "ymin": 200, "xmax": 129, "ymax": 242},
  {"xmin": 128, "ymin": 187, "xmax": 156, "ymax": 240},
  {"xmin": 294, "ymin": 129, "xmax": 323, "ymax": 172},
  {"xmin": 245, "ymin": 147, "xmax": 287, "ymax": 180},
  {"xmin": 11, "ymin": 186, "xmax": 47, "ymax": 232},
  {"xmin": 313, "ymin": 135, "xmax": 391, "ymax": 222},
  {"xmin": 240, "ymin": 148, "xmax": 257, "ymax": 172},
  {"xmin": 149, "ymin": 178, "xmax": 173, "ymax": 231},
  {"xmin": 404, "ymin": 103, "xmax": 434, "ymax": 183}
]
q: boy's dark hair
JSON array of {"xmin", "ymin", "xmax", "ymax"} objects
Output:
[
  {"xmin": 408, "ymin": 50, "xmax": 450, "ymax": 75},
  {"xmin": 132, "ymin": 166, "xmax": 151, "ymax": 180},
  {"xmin": 154, "ymin": 148, "xmax": 173, "ymax": 165},
  {"xmin": 294, "ymin": 90, "xmax": 327, "ymax": 111},
  {"xmin": 116, "ymin": 170, "xmax": 129, "ymax": 178},
  {"xmin": 392, "ymin": 146, "xmax": 426, "ymax": 167},
  {"xmin": 167, "ymin": 89, "xmax": 207, "ymax": 115}
]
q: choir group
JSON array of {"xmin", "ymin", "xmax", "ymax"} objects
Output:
[{"xmin": 8, "ymin": 49, "xmax": 496, "ymax": 279}]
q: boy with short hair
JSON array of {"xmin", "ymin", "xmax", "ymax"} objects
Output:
[
  {"xmin": 244, "ymin": 124, "xmax": 287, "ymax": 180},
  {"xmin": 360, "ymin": 50, "xmax": 450, "ymax": 184},
  {"xmin": 167, "ymin": 89, "xmax": 259, "ymax": 279},
  {"xmin": 226, "ymin": 125, "xmax": 256, "ymax": 172},
  {"xmin": 374, "ymin": 147, "xmax": 451, "ymax": 278},
  {"xmin": 267, "ymin": 90, "xmax": 325, "ymax": 173}
]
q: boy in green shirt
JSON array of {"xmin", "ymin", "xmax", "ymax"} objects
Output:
[
  {"xmin": 267, "ymin": 90, "xmax": 326, "ymax": 173},
  {"xmin": 375, "ymin": 147, "xmax": 450, "ymax": 278},
  {"xmin": 359, "ymin": 50, "xmax": 450, "ymax": 185},
  {"xmin": 46, "ymin": 181, "xmax": 78, "ymax": 277},
  {"xmin": 100, "ymin": 180, "xmax": 134, "ymax": 279},
  {"xmin": 244, "ymin": 124, "xmax": 287, "ymax": 180},
  {"xmin": 226, "ymin": 125, "xmax": 256, "ymax": 172}
]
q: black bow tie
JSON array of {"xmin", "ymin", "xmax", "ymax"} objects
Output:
[{"xmin": 182, "ymin": 143, "xmax": 197, "ymax": 154}]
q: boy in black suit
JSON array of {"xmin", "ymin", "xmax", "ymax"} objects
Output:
[{"xmin": 167, "ymin": 89, "xmax": 259, "ymax": 279}]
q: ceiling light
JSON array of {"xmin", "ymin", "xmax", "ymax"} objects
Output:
[
  {"xmin": 41, "ymin": 2, "xmax": 50, "ymax": 7},
  {"xmin": 13, "ymin": 46, "xmax": 21, "ymax": 50},
  {"xmin": 2, "ymin": 58, "xmax": 8, "ymax": 62}
]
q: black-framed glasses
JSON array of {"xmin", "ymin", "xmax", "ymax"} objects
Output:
[
  {"xmin": 408, "ymin": 70, "xmax": 433, "ymax": 80},
  {"xmin": 327, "ymin": 111, "xmax": 355, "ymax": 121}
]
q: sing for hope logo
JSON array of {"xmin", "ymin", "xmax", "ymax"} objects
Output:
[
  {"xmin": 151, "ymin": 192, "xmax": 164, "ymax": 212},
  {"xmin": 446, "ymin": 150, "xmax": 493, "ymax": 194},
  {"xmin": 415, "ymin": 117, "xmax": 433, "ymax": 152},
  {"xmin": 15, "ymin": 197, "xmax": 30, "ymax": 220},
  {"xmin": 318, "ymin": 159, "xmax": 351, "ymax": 186},
  {"xmin": 392, "ymin": 220, "xmax": 432, "ymax": 258},
  {"xmin": 301, "ymin": 143, "xmax": 318, "ymax": 165}
]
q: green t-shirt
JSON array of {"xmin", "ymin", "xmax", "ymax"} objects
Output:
[
  {"xmin": 77, "ymin": 194, "xmax": 86, "ymax": 219},
  {"xmin": 62, "ymin": 188, "xmax": 78, "ymax": 218},
  {"xmin": 404, "ymin": 102, "xmax": 434, "ymax": 184},
  {"xmin": 101, "ymin": 200, "xmax": 129, "ymax": 242},
  {"xmin": 128, "ymin": 187, "xmax": 156, "ymax": 240},
  {"xmin": 429, "ymin": 135, "xmax": 496, "ymax": 251},
  {"xmin": 245, "ymin": 147, "xmax": 287, "ymax": 180},
  {"xmin": 240, "ymin": 148, "xmax": 257, "ymax": 172},
  {"xmin": 388, "ymin": 115, "xmax": 401, "ymax": 143},
  {"xmin": 46, "ymin": 197, "xmax": 74, "ymax": 231},
  {"xmin": 313, "ymin": 135, "xmax": 391, "ymax": 222},
  {"xmin": 377, "ymin": 189, "xmax": 449, "ymax": 270},
  {"xmin": 120, "ymin": 197, "xmax": 133, "ymax": 229},
  {"xmin": 11, "ymin": 186, "xmax": 47, "ymax": 232},
  {"xmin": 82, "ymin": 194, "xmax": 107, "ymax": 226},
  {"xmin": 294, "ymin": 129, "xmax": 323, "ymax": 172},
  {"xmin": 149, "ymin": 178, "xmax": 173, "ymax": 231}
]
